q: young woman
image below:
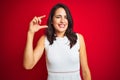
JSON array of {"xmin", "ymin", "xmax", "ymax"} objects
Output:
[{"xmin": 23, "ymin": 3, "xmax": 91, "ymax": 80}]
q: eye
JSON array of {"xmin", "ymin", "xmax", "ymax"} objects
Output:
[
  {"xmin": 65, "ymin": 16, "xmax": 67, "ymax": 19},
  {"xmin": 56, "ymin": 16, "xmax": 60, "ymax": 18},
  {"xmin": 54, "ymin": 15, "xmax": 61, "ymax": 18}
]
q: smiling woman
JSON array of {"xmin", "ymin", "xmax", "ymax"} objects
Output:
[
  {"xmin": 52, "ymin": 8, "xmax": 68, "ymax": 34},
  {"xmin": 23, "ymin": 3, "xmax": 91, "ymax": 80}
]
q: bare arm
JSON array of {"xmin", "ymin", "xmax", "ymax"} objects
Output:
[
  {"xmin": 23, "ymin": 15, "xmax": 48, "ymax": 69},
  {"xmin": 79, "ymin": 34, "xmax": 91, "ymax": 80}
]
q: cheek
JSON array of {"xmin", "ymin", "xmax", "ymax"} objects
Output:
[
  {"xmin": 66, "ymin": 22, "xmax": 68, "ymax": 26},
  {"xmin": 53, "ymin": 19, "xmax": 58, "ymax": 25},
  {"xmin": 67, "ymin": 21, "xmax": 68, "ymax": 25},
  {"xmin": 52, "ymin": 21, "xmax": 58, "ymax": 29},
  {"xmin": 65, "ymin": 19, "xmax": 68, "ymax": 24},
  {"xmin": 53, "ymin": 19, "xmax": 60, "ymax": 27}
]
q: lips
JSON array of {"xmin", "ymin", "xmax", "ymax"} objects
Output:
[{"xmin": 58, "ymin": 24, "xmax": 65, "ymax": 28}]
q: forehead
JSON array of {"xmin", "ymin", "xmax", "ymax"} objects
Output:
[{"xmin": 54, "ymin": 7, "xmax": 67, "ymax": 15}]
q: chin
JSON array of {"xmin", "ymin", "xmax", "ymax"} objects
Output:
[{"xmin": 57, "ymin": 30, "xmax": 66, "ymax": 33}]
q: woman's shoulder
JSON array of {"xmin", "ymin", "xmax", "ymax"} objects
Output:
[
  {"xmin": 76, "ymin": 33, "xmax": 85, "ymax": 46},
  {"xmin": 76, "ymin": 33, "xmax": 84, "ymax": 39},
  {"xmin": 37, "ymin": 35, "xmax": 46, "ymax": 44},
  {"xmin": 39, "ymin": 35, "xmax": 46, "ymax": 40}
]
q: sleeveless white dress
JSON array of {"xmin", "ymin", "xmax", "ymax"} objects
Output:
[{"xmin": 45, "ymin": 34, "xmax": 81, "ymax": 80}]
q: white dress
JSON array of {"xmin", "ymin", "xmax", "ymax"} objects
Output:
[{"xmin": 45, "ymin": 33, "xmax": 81, "ymax": 80}]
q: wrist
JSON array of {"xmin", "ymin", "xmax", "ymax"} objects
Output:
[
  {"xmin": 27, "ymin": 30, "xmax": 35, "ymax": 38},
  {"xmin": 28, "ymin": 30, "xmax": 35, "ymax": 35}
]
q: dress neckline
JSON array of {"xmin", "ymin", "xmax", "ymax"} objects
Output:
[{"xmin": 56, "ymin": 36, "xmax": 67, "ymax": 40}]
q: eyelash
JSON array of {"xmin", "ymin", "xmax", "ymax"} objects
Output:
[
  {"xmin": 55, "ymin": 16, "xmax": 67, "ymax": 19},
  {"xmin": 56, "ymin": 16, "xmax": 60, "ymax": 18}
]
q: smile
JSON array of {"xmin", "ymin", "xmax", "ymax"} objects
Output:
[{"xmin": 58, "ymin": 24, "xmax": 66, "ymax": 28}]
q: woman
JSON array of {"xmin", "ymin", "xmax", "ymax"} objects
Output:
[{"xmin": 23, "ymin": 3, "xmax": 91, "ymax": 80}]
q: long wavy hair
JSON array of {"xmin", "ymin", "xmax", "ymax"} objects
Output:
[{"xmin": 46, "ymin": 3, "xmax": 77, "ymax": 48}]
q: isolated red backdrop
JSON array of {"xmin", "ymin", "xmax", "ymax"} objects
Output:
[{"xmin": 1, "ymin": 0, "xmax": 120, "ymax": 80}]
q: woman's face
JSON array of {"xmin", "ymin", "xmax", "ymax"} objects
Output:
[{"xmin": 52, "ymin": 8, "xmax": 68, "ymax": 34}]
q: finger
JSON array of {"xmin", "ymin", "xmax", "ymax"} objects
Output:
[
  {"xmin": 32, "ymin": 16, "xmax": 37, "ymax": 24},
  {"xmin": 38, "ymin": 18, "xmax": 41, "ymax": 24},
  {"xmin": 38, "ymin": 15, "xmax": 46, "ymax": 19},
  {"xmin": 34, "ymin": 16, "xmax": 39, "ymax": 24},
  {"xmin": 32, "ymin": 19, "xmax": 36, "ymax": 24},
  {"xmin": 38, "ymin": 15, "xmax": 46, "ymax": 24},
  {"xmin": 39, "ymin": 25, "xmax": 48, "ymax": 29},
  {"xmin": 41, "ymin": 25, "xmax": 48, "ymax": 28}
]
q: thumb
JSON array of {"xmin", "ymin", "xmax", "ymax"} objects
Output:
[{"xmin": 39, "ymin": 25, "xmax": 48, "ymax": 29}]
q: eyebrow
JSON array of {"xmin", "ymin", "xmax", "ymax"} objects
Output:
[{"xmin": 55, "ymin": 15, "xmax": 67, "ymax": 17}]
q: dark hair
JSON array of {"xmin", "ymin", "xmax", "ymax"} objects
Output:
[{"xmin": 46, "ymin": 3, "xmax": 77, "ymax": 48}]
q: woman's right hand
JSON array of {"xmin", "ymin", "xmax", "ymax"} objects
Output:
[{"xmin": 29, "ymin": 15, "xmax": 48, "ymax": 33}]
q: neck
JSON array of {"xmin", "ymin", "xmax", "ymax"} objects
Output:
[{"xmin": 55, "ymin": 32, "xmax": 65, "ymax": 38}]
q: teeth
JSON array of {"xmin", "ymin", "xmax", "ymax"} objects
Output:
[{"xmin": 59, "ymin": 24, "xmax": 64, "ymax": 28}]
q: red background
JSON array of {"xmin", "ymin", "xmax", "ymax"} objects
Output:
[{"xmin": 1, "ymin": 0, "xmax": 120, "ymax": 80}]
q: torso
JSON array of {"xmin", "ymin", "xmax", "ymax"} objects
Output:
[{"xmin": 44, "ymin": 33, "xmax": 80, "ymax": 72}]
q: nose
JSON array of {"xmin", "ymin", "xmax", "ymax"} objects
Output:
[{"xmin": 60, "ymin": 17, "xmax": 65, "ymax": 23}]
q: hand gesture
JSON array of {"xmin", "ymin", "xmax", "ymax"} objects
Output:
[{"xmin": 29, "ymin": 15, "xmax": 48, "ymax": 33}]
